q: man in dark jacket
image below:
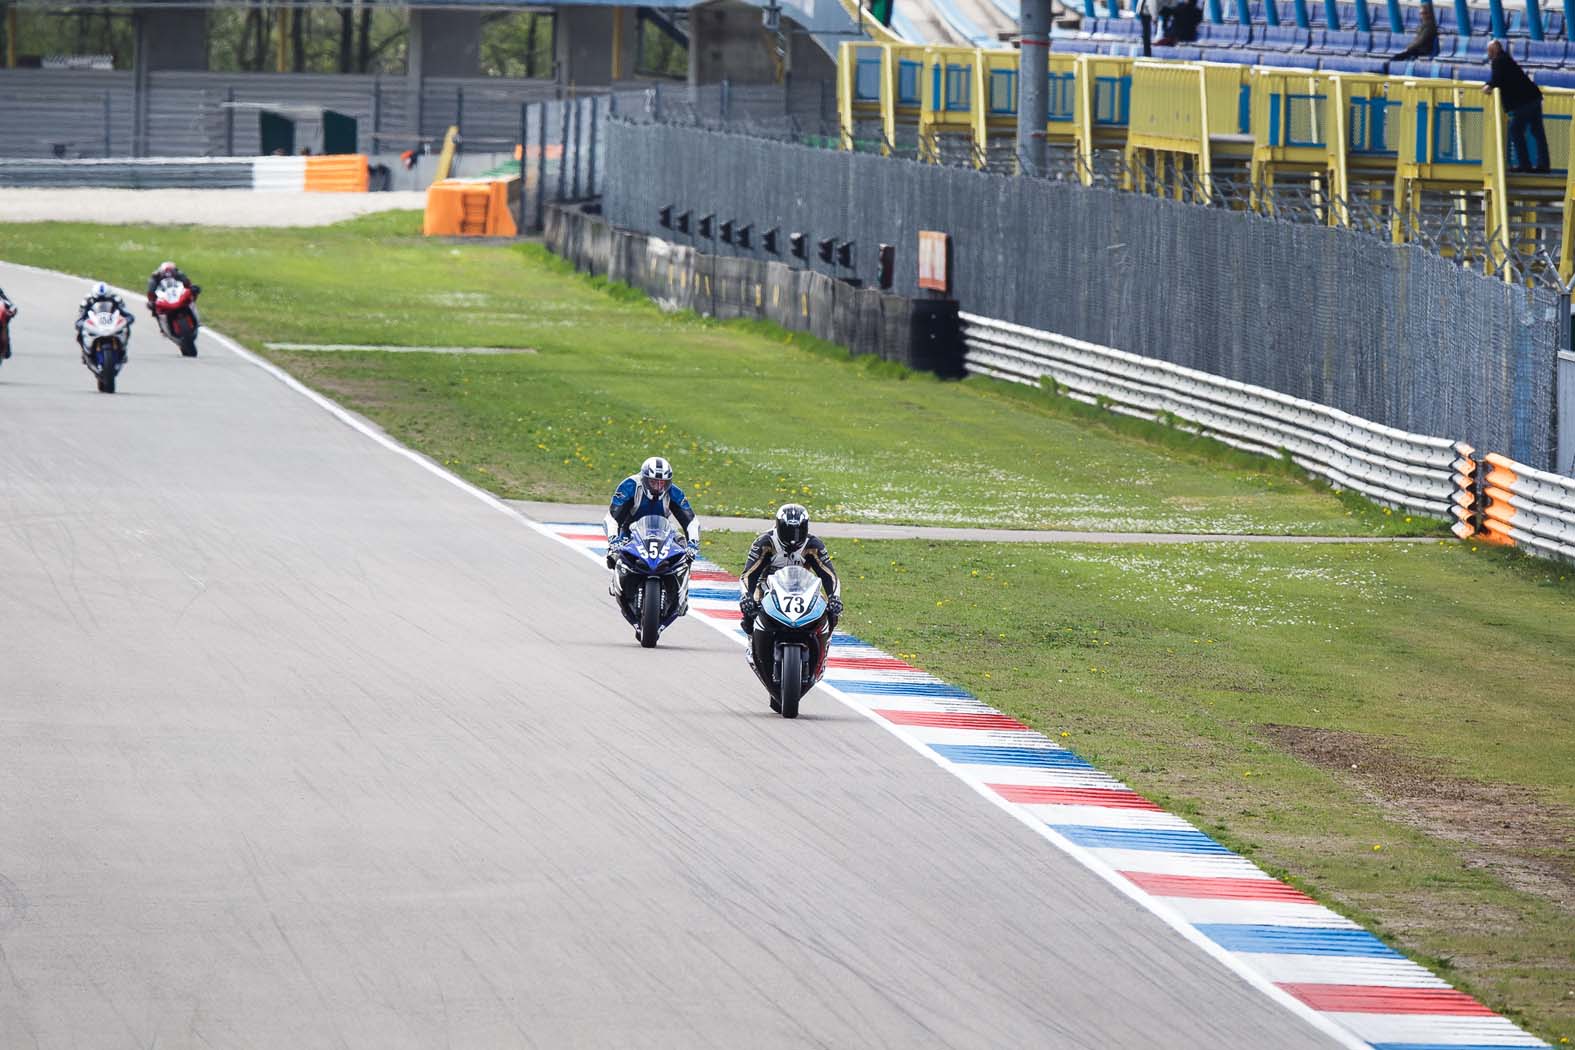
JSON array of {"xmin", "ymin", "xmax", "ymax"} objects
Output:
[
  {"xmin": 1485, "ymin": 39, "xmax": 1551, "ymax": 173},
  {"xmin": 1392, "ymin": 2, "xmax": 1438, "ymax": 61}
]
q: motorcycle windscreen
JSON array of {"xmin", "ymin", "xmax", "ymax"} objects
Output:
[
  {"xmin": 627, "ymin": 514, "xmax": 682, "ymax": 560},
  {"xmin": 156, "ymin": 278, "xmax": 186, "ymax": 304},
  {"xmin": 764, "ymin": 565, "xmax": 826, "ymax": 628},
  {"xmin": 84, "ymin": 308, "xmax": 122, "ymax": 336}
]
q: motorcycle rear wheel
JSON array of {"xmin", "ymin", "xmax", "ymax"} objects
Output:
[
  {"xmin": 638, "ymin": 577, "xmax": 662, "ymax": 649},
  {"xmin": 778, "ymin": 645, "xmax": 803, "ymax": 719}
]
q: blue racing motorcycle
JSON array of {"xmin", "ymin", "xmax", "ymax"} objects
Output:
[{"xmin": 611, "ymin": 514, "xmax": 694, "ymax": 648}]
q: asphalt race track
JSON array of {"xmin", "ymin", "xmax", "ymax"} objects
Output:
[{"xmin": 0, "ymin": 261, "xmax": 1342, "ymax": 1049}]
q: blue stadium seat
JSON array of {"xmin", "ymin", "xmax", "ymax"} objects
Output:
[
  {"xmin": 1455, "ymin": 35, "xmax": 1493, "ymax": 62},
  {"xmin": 1208, "ymin": 48, "xmax": 1260, "ymax": 63},
  {"xmin": 1540, "ymin": 68, "xmax": 1575, "ymax": 87},
  {"xmin": 1152, "ymin": 45, "xmax": 1206, "ymax": 58},
  {"xmin": 1259, "ymin": 24, "xmax": 1311, "ymax": 48},
  {"xmin": 1196, "ymin": 22, "xmax": 1243, "ymax": 45},
  {"xmin": 1105, "ymin": 17, "xmax": 1142, "ymax": 35},
  {"xmin": 1320, "ymin": 53, "xmax": 1391, "ymax": 72},
  {"xmin": 1522, "ymin": 39, "xmax": 1567, "ymax": 66},
  {"xmin": 1369, "ymin": 30, "xmax": 1398, "ymax": 53},
  {"xmin": 1053, "ymin": 36, "xmax": 1104, "ymax": 52},
  {"xmin": 1314, "ymin": 28, "xmax": 1369, "ymax": 52},
  {"xmin": 1264, "ymin": 51, "xmax": 1322, "ymax": 67},
  {"xmin": 1547, "ymin": 11, "xmax": 1565, "ymax": 37},
  {"xmin": 1469, "ymin": 7, "xmax": 1491, "ymax": 33},
  {"xmin": 1451, "ymin": 63, "xmax": 1491, "ymax": 82}
]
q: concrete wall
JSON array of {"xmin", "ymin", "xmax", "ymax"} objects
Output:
[
  {"xmin": 409, "ymin": 10, "xmax": 482, "ymax": 79},
  {"xmin": 546, "ymin": 203, "xmax": 962, "ymax": 376},
  {"xmin": 688, "ymin": 1, "xmax": 779, "ymax": 85},
  {"xmin": 137, "ymin": 8, "xmax": 209, "ymax": 71},
  {"xmin": 554, "ymin": 6, "xmax": 640, "ymax": 88}
]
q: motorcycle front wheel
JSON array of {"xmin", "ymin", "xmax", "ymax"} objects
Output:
[
  {"xmin": 778, "ymin": 644, "xmax": 803, "ymax": 719},
  {"xmin": 638, "ymin": 577, "xmax": 662, "ymax": 649},
  {"xmin": 180, "ymin": 336, "xmax": 198, "ymax": 358}
]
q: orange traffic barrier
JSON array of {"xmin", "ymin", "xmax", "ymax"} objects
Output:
[
  {"xmin": 304, "ymin": 153, "xmax": 369, "ymax": 192},
  {"xmin": 422, "ymin": 178, "xmax": 517, "ymax": 237}
]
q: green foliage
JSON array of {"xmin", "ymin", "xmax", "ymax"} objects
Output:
[
  {"xmin": 480, "ymin": 11, "xmax": 553, "ymax": 79},
  {"xmin": 0, "ymin": 213, "xmax": 1429, "ymax": 537},
  {"xmin": 5, "ymin": 9, "xmax": 134, "ymax": 69}
]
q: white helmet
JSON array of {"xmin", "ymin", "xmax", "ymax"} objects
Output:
[
  {"xmin": 158, "ymin": 261, "xmax": 177, "ymax": 275},
  {"xmin": 90, "ymin": 281, "xmax": 111, "ymax": 298},
  {"xmin": 640, "ymin": 456, "xmax": 673, "ymax": 499}
]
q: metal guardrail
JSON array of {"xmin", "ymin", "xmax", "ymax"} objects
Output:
[
  {"xmin": 960, "ymin": 310, "xmax": 1472, "ymax": 521},
  {"xmin": 1478, "ymin": 452, "xmax": 1575, "ymax": 559},
  {"xmin": 0, "ymin": 154, "xmax": 369, "ymax": 191}
]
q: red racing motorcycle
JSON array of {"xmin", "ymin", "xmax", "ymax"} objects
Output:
[{"xmin": 150, "ymin": 277, "xmax": 200, "ymax": 358}]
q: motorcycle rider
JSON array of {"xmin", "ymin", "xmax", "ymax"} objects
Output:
[
  {"xmin": 146, "ymin": 260, "xmax": 200, "ymax": 312},
  {"xmin": 603, "ymin": 456, "xmax": 701, "ymax": 605},
  {"xmin": 75, "ymin": 282, "xmax": 134, "ymax": 354},
  {"xmin": 738, "ymin": 504, "xmax": 842, "ymax": 636},
  {"xmin": 0, "ymin": 286, "xmax": 15, "ymax": 359}
]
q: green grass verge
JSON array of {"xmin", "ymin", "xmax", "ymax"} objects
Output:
[
  {"xmin": 698, "ymin": 529, "xmax": 1575, "ymax": 1043},
  {"xmin": 0, "ymin": 212, "xmax": 1431, "ymax": 536}
]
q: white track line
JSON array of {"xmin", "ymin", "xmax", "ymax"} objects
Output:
[{"xmin": 3, "ymin": 259, "xmax": 1375, "ymax": 1049}]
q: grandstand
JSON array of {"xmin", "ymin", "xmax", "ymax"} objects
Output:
[{"xmin": 837, "ymin": 11, "xmax": 1575, "ymax": 285}]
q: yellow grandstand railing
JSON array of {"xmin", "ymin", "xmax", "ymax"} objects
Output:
[
  {"xmin": 1127, "ymin": 61, "xmax": 1209, "ymax": 198},
  {"xmin": 1071, "ymin": 54, "xmax": 1135, "ymax": 184},
  {"xmin": 835, "ymin": 42, "xmax": 1575, "ymax": 279}
]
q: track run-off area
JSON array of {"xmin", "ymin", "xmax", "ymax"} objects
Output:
[{"xmin": 0, "ymin": 259, "xmax": 1553, "ymax": 1049}]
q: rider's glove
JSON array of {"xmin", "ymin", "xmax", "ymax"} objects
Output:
[
  {"xmin": 687, "ymin": 540, "xmax": 700, "ymax": 558},
  {"xmin": 740, "ymin": 597, "xmax": 761, "ymax": 620},
  {"xmin": 605, "ymin": 551, "xmax": 617, "ymax": 570},
  {"xmin": 827, "ymin": 596, "xmax": 844, "ymax": 618}
]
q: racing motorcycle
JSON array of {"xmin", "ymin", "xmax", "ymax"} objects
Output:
[
  {"xmin": 748, "ymin": 565, "xmax": 834, "ymax": 719},
  {"xmin": 611, "ymin": 514, "xmax": 694, "ymax": 648},
  {"xmin": 79, "ymin": 303, "xmax": 131, "ymax": 393},
  {"xmin": 150, "ymin": 277, "xmax": 199, "ymax": 357},
  {"xmin": 0, "ymin": 295, "xmax": 15, "ymax": 363}
]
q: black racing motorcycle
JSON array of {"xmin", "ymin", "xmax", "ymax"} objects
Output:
[{"xmin": 748, "ymin": 566, "xmax": 834, "ymax": 719}]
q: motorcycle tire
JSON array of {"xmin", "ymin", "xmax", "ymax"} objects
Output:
[
  {"xmin": 778, "ymin": 645, "xmax": 803, "ymax": 719},
  {"xmin": 180, "ymin": 336, "xmax": 197, "ymax": 358},
  {"xmin": 638, "ymin": 577, "xmax": 662, "ymax": 649},
  {"xmin": 98, "ymin": 369, "xmax": 115, "ymax": 394}
]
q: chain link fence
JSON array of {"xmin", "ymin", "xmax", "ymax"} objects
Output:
[
  {"xmin": 603, "ymin": 120, "xmax": 1567, "ymax": 468},
  {"xmin": 517, "ymin": 80, "xmax": 840, "ymax": 233}
]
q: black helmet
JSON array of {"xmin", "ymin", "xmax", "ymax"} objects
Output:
[
  {"xmin": 640, "ymin": 456, "xmax": 672, "ymax": 499},
  {"xmin": 775, "ymin": 503, "xmax": 809, "ymax": 554}
]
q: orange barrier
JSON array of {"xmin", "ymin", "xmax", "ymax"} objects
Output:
[
  {"xmin": 304, "ymin": 153, "xmax": 369, "ymax": 192},
  {"xmin": 422, "ymin": 178, "xmax": 517, "ymax": 237}
]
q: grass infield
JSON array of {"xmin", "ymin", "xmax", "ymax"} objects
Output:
[{"xmin": 3, "ymin": 211, "xmax": 1567, "ymax": 1039}]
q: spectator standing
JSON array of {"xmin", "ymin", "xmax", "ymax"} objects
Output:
[
  {"xmin": 1157, "ymin": 0, "xmax": 1202, "ymax": 44},
  {"xmin": 1484, "ymin": 39, "xmax": 1551, "ymax": 173},
  {"xmin": 1136, "ymin": 0, "xmax": 1177, "ymax": 57},
  {"xmin": 1391, "ymin": 3, "xmax": 1439, "ymax": 61}
]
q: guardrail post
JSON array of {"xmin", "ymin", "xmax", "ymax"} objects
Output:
[
  {"xmin": 570, "ymin": 98, "xmax": 582, "ymax": 199},
  {"xmin": 557, "ymin": 100, "xmax": 570, "ymax": 203},
  {"xmin": 103, "ymin": 91, "xmax": 112, "ymax": 158},
  {"xmin": 1018, "ymin": 0, "xmax": 1051, "ymax": 177},
  {"xmin": 224, "ymin": 87, "xmax": 235, "ymax": 156},
  {"xmin": 456, "ymin": 85, "xmax": 465, "ymax": 135},
  {"xmin": 587, "ymin": 96, "xmax": 599, "ymax": 197},
  {"xmin": 535, "ymin": 101, "xmax": 548, "ymax": 230},
  {"xmin": 518, "ymin": 101, "xmax": 529, "ymax": 233}
]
